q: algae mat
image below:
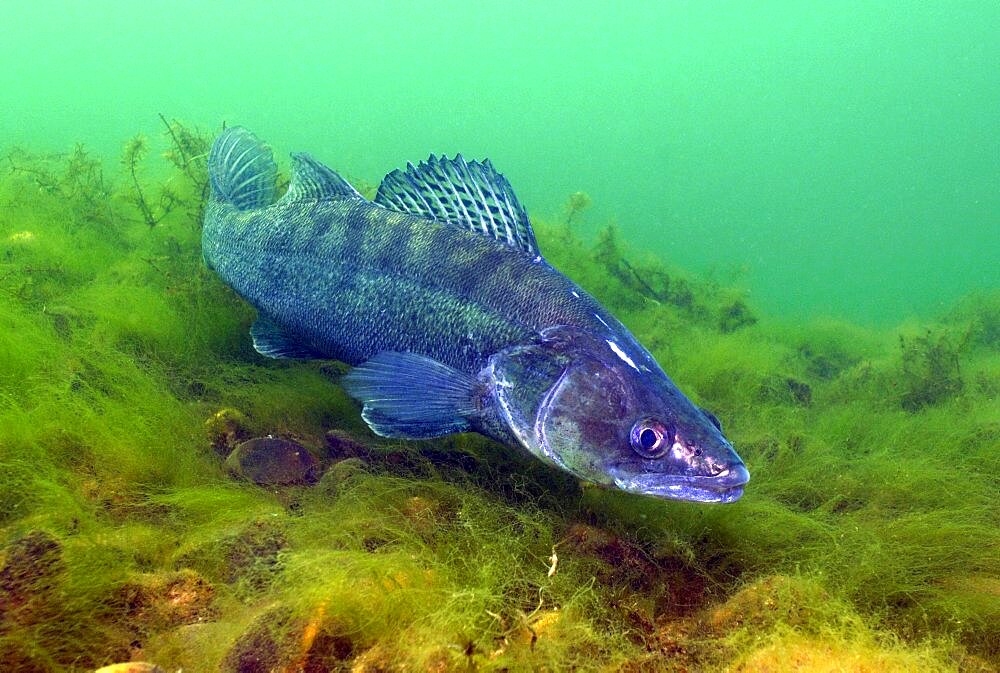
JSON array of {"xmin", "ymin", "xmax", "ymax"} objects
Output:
[{"xmin": 0, "ymin": 126, "xmax": 998, "ymax": 672}]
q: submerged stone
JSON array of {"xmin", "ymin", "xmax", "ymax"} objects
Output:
[
  {"xmin": 324, "ymin": 428, "xmax": 371, "ymax": 461},
  {"xmin": 173, "ymin": 518, "xmax": 288, "ymax": 595},
  {"xmin": 0, "ymin": 530, "xmax": 64, "ymax": 624},
  {"xmin": 758, "ymin": 374, "xmax": 813, "ymax": 406},
  {"xmin": 93, "ymin": 664, "xmax": 166, "ymax": 673},
  {"xmin": 0, "ymin": 639, "xmax": 58, "ymax": 673},
  {"xmin": 221, "ymin": 604, "xmax": 355, "ymax": 673},
  {"xmin": 113, "ymin": 569, "xmax": 218, "ymax": 634},
  {"xmin": 315, "ymin": 457, "xmax": 369, "ymax": 497},
  {"xmin": 206, "ymin": 408, "xmax": 252, "ymax": 457},
  {"xmin": 719, "ymin": 299, "xmax": 757, "ymax": 333},
  {"xmin": 705, "ymin": 575, "xmax": 832, "ymax": 634},
  {"xmin": 735, "ymin": 637, "xmax": 929, "ymax": 673},
  {"xmin": 564, "ymin": 523, "xmax": 660, "ymax": 591},
  {"xmin": 225, "ymin": 436, "xmax": 320, "ymax": 485}
]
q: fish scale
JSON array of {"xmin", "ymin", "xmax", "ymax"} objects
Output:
[{"xmin": 206, "ymin": 189, "xmax": 604, "ymax": 372}]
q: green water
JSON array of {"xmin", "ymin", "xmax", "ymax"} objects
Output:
[
  {"xmin": 2, "ymin": 3, "xmax": 999, "ymax": 672},
  {"xmin": 2, "ymin": 1, "xmax": 997, "ymax": 324}
]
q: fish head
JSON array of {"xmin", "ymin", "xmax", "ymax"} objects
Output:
[{"xmin": 488, "ymin": 326, "xmax": 749, "ymax": 503}]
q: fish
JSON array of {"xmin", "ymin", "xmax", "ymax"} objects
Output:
[{"xmin": 202, "ymin": 127, "xmax": 750, "ymax": 503}]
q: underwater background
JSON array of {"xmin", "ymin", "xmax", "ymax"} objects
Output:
[{"xmin": 1, "ymin": 1, "xmax": 998, "ymax": 671}]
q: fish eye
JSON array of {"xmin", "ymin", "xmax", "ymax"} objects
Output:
[{"xmin": 629, "ymin": 418, "xmax": 672, "ymax": 459}]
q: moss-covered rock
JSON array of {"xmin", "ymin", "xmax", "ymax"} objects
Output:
[
  {"xmin": 220, "ymin": 604, "xmax": 356, "ymax": 673},
  {"xmin": 206, "ymin": 408, "xmax": 253, "ymax": 457},
  {"xmin": 225, "ymin": 437, "xmax": 320, "ymax": 486},
  {"xmin": 0, "ymin": 531, "xmax": 65, "ymax": 628},
  {"xmin": 112, "ymin": 569, "xmax": 218, "ymax": 636}
]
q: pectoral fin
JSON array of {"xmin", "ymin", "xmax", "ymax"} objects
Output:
[{"xmin": 341, "ymin": 352, "xmax": 479, "ymax": 439}]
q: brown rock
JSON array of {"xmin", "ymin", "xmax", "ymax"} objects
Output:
[
  {"xmin": 316, "ymin": 458, "xmax": 369, "ymax": 496},
  {"xmin": 734, "ymin": 637, "xmax": 928, "ymax": 673},
  {"xmin": 706, "ymin": 575, "xmax": 831, "ymax": 635},
  {"xmin": 563, "ymin": 523, "xmax": 659, "ymax": 590},
  {"xmin": 350, "ymin": 643, "xmax": 393, "ymax": 673},
  {"xmin": 93, "ymin": 664, "xmax": 166, "ymax": 673},
  {"xmin": 114, "ymin": 569, "xmax": 218, "ymax": 635},
  {"xmin": 221, "ymin": 604, "xmax": 356, "ymax": 673},
  {"xmin": 324, "ymin": 429, "xmax": 371, "ymax": 461},
  {"xmin": 399, "ymin": 495, "xmax": 449, "ymax": 536},
  {"xmin": 206, "ymin": 408, "xmax": 252, "ymax": 457},
  {"xmin": 0, "ymin": 639, "xmax": 57, "ymax": 673},
  {"xmin": 226, "ymin": 437, "xmax": 320, "ymax": 485},
  {"xmin": 175, "ymin": 518, "xmax": 288, "ymax": 595},
  {"xmin": 0, "ymin": 530, "xmax": 64, "ymax": 624}
]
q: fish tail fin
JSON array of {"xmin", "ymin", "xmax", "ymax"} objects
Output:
[{"xmin": 208, "ymin": 127, "xmax": 277, "ymax": 210}]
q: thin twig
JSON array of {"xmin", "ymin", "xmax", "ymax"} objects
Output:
[
  {"xmin": 621, "ymin": 258, "xmax": 662, "ymax": 303},
  {"xmin": 159, "ymin": 113, "xmax": 187, "ymax": 166},
  {"xmin": 130, "ymin": 158, "xmax": 157, "ymax": 227}
]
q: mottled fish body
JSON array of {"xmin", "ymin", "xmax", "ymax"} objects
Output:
[{"xmin": 203, "ymin": 128, "xmax": 749, "ymax": 502}]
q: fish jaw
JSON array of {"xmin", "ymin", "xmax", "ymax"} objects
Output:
[{"xmin": 609, "ymin": 462, "xmax": 750, "ymax": 503}]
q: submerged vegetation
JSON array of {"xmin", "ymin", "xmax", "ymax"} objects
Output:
[{"xmin": 0, "ymin": 123, "xmax": 997, "ymax": 672}]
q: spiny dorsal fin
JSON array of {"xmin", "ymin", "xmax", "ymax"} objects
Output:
[
  {"xmin": 284, "ymin": 152, "xmax": 363, "ymax": 202},
  {"xmin": 208, "ymin": 127, "xmax": 277, "ymax": 210},
  {"xmin": 374, "ymin": 154, "xmax": 539, "ymax": 256}
]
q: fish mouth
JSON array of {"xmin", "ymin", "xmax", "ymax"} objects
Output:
[{"xmin": 610, "ymin": 463, "xmax": 750, "ymax": 504}]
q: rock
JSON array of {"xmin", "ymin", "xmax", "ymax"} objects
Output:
[
  {"xmin": 705, "ymin": 575, "xmax": 831, "ymax": 635},
  {"xmin": 758, "ymin": 375, "xmax": 813, "ymax": 406},
  {"xmin": 93, "ymin": 664, "xmax": 166, "ymax": 673},
  {"xmin": 350, "ymin": 643, "xmax": 393, "ymax": 673},
  {"xmin": 143, "ymin": 622, "xmax": 232, "ymax": 672},
  {"xmin": 564, "ymin": 523, "xmax": 707, "ymax": 618},
  {"xmin": 225, "ymin": 437, "xmax": 320, "ymax": 485},
  {"xmin": 719, "ymin": 300, "xmax": 757, "ymax": 333},
  {"xmin": 0, "ymin": 639, "xmax": 57, "ymax": 673},
  {"xmin": 206, "ymin": 408, "xmax": 252, "ymax": 457},
  {"xmin": 563, "ymin": 523, "xmax": 659, "ymax": 591},
  {"xmin": 324, "ymin": 429, "xmax": 371, "ymax": 461},
  {"xmin": 316, "ymin": 457, "xmax": 369, "ymax": 496},
  {"xmin": 113, "ymin": 569, "xmax": 218, "ymax": 635},
  {"xmin": 221, "ymin": 606, "xmax": 295, "ymax": 673},
  {"xmin": 0, "ymin": 530, "xmax": 64, "ymax": 624},
  {"xmin": 734, "ymin": 637, "xmax": 924, "ymax": 673},
  {"xmin": 221, "ymin": 604, "xmax": 356, "ymax": 673},
  {"xmin": 219, "ymin": 520, "xmax": 288, "ymax": 591},
  {"xmin": 174, "ymin": 518, "xmax": 287, "ymax": 594},
  {"xmin": 399, "ymin": 495, "xmax": 448, "ymax": 535}
]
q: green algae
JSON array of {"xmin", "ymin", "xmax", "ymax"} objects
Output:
[{"xmin": 0, "ymin": 128, "xmax": 997, "ymax": 672}]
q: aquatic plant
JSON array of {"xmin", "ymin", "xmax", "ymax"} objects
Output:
[
  {"xmin": 121, "ymin": 134, "xmax": 164, "ymax": 227},
  {"xmin": 0, "ymin": 129, "xmax": 997, "ymax": 671},
  {"xmin": 897, "ymin": 328, "xmax": 964, "ymax": 411},
  {"xmin": 158, "ymin": 114, "xmax": 212, "ymax": 221}
]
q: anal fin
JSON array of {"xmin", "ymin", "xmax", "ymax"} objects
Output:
[{"xmin": 251, "ymin": 316, "xmax": 326, "ymax": 360}]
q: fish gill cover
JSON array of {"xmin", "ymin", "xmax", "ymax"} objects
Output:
[{"xmin": 0, "ymin": 122, "xmax": 997, "ymax": 672}]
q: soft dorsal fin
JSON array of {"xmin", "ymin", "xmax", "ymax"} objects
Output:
[
  {"xmin": 208, "ymin": 127, "xmax": 277, "ymax": 210},
  {"xmin": 283, "ymin": 152, "xmax": 363, "ymax": 202},
  {"xmin": 374, "ymin": 154, "xmax": 539, "ymax": 256}
]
